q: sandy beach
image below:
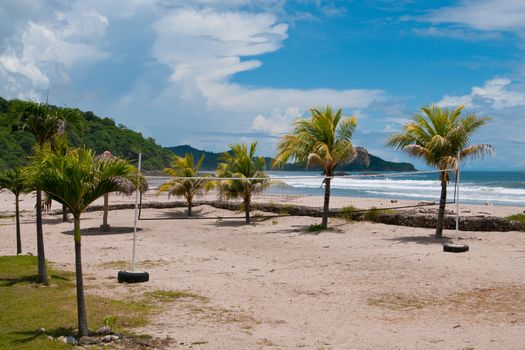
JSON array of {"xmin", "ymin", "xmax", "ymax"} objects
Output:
[{"xmin": 1, "ymin": 190, "xmax": 524, "ymax": 349}]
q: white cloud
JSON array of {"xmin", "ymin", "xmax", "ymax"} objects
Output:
[
  {"xmin": 151, "ymin": 7, "xmax": 384, "ymax": 118},
  {"xmin": 251, "ymin": 107, "xmax": 302, "ymax": 134},
  {"xmin": 423, "ymin": 0, "xmax": 525, "ymax": 32},
  {"xmin": 412, "ymin": 27, "xmax": 501, "ymax": 41},
  {"xmin": 0, "ymin": 1, "xmax": 109, "ymax": 99},
  {"xmin": 438, "ymin": 78, "xmax": 525, "ymax": 110}
]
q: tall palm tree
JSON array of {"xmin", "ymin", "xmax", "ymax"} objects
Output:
[
  {"xmin": 0, "ymin": 168, "xmax": 30, "ymax": 255},
  {"xmin": 274, "ymin": 105, "xmax": 368, "ymax": 229},
  {"xmin": 386, "ymin": 104, "xmax": 493, "ymax": 238},
  {"xmin": 158, "ymin": 153, "xmax": 211, "ymax": 216},
  {"xmin": 26, "ymin": 148, "xmax": 143, "ymax": 337},
  {"xmin": 10, "ymin": 100, "xmax": 82, "ymax": 284},
  {"xmin": 216, "ymin": 142, "xmax": 269, "ymax": 224}
]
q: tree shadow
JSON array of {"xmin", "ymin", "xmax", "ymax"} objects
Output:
[
  {"xmin": 0, "ymin": 273, "xmax": 70, "ymax": 287},
  {"xmin": 386, "ymin": 235, "xmax": 453, "ymax": 245},
  {"xmin": 42, "ymin": 216, "xmax": 66, "ymax": 225},
  {"xmin": 61, "ymin": 226, "xmax": 143, "ymax": 236}
]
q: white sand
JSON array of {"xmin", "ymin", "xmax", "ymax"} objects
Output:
[{"xmin": 1, "ymin": 196, "xmax": 525, "ymax": 349}]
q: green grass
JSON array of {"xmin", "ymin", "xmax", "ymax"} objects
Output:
[
  {"xmin": 340, "ymin": 205, "xmax": 361, "ymax": 221},
  {"xmin": 307, "ymin": 223, "xmax": 324, "ymax": 232},
  {"xmin": 146, "ymin": 290, "xmax": 208, "ymax": 303},
  {"xmin": 0, "ymin": 255, "xmax": 156, "ymax": 349},
  {"xmin": 506, "ymin": 213, "xmax": 525, "ymax": 231},
  {"xmin": 363, "ymin": 207, "xmax": 393, "ymax": 222}
]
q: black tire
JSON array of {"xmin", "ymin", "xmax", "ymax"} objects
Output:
[
  {"xmin": 443, "ymin": 243, "xmax": 469, "ymax": 253},
  {"xmin": 118, "ymin": 270, "xmax": 149, "ymax": 283}
]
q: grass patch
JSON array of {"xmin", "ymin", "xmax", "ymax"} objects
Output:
[
  {"xmin": 363, "ymin": 207, "xmax": 393, "ymax": 222},
  {"xmin": 307, "ymin": 223, "xmax": 324, "ymax": 233},
  {"xmin": 146, "ymin": 290, "xmax": 208, "ymax": 303},
  {"xmin": 505, "ymin": 213, "xmax": 525, "ymax": 231},
  {"xmin": 367, "ymin": 293, "xmax": 432, "ymax": 311},
  {"xmin": 340, "ymin": 205, "xmax": 361, "ymax": 221},
  {"xmin": 0, "ymin": 255, "xmax": 157, "ymax": 349}
]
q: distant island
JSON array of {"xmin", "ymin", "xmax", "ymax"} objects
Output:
[
  {"xmin": 0, "ymin": 96, "xmax": 415, "ymax": 172},
  {"xmin": 168, "ymin": 145, "xmax": 416, "ymax": 172}
]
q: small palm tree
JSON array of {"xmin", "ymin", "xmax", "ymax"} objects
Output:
[
  {"xmin": 94, "ymin": 151, "xmax": 141, "ymax": 231},
  {"xmin": 216, "ymin": 142, "xmax": 269, "ymax": 223},
  {"xmin": 274, "ymin": 105, "xmax": 368, "ymax": 229},
  {"xmin": 0, "ymin": 168, "xmax": 31, "ymax": 255},
  {"xmin": 10, "ymin": 99, "xmax": 82, "ymax": 284},
  {"xmin": 386, "ymin": 104, "xmax": 493, "ymax": 238},
  {"xmin": 26, "ymin": 148, "xmax": 143, "ymax": 337},
  {"xmin": 158, "ymin": 153, "xmax": 211, "ymax": 216}
]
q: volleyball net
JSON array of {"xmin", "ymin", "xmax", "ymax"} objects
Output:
[{"xmin": 137, "ymin": 169, "xmax": 458, "ymax": 220}]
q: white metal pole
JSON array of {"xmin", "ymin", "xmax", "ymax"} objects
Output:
[
  {"xmin": 131, "ymin": 153, "xmax": 141, "ymax": 272},
  {"xmin": 455, "ymin": 151, "xmax": 461, "ymax": 240}
]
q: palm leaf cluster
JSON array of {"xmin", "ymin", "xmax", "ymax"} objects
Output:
[
  {"xmin": 26, "ymin": 148, "xmax": 144, "ymax": 218},
  {"xmin": 386, "ymin": 105, "xmax": 493, "ymax": 173},
  {"xmin": 158, "ymin": 154, "xmax": 211, "ymax": 216},
  {"xmin": 274, "ymin": 106, "xmax": 368, "ymax": 176}
]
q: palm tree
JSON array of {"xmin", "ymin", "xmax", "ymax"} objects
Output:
[
  {"xmin": 0, "ymin": 168, "xmax": 30, "ymax": 255},
  {"xmin": 94, "ymin": 151, "xmax": 141, "ymax": 231},
  {"xmin": 216, "ymin": 142, "xmax": 269, "ymax": 224},
  {"xmin": 386, "ymin": 104, "xmax": 493, "ymax": 238},
  {"xmin": 158, "ymin": 153, "xmax": 211, "ymax": 216},
  {"xmin": 10, "ymin": 100, "xmax": 82, "ymax": 284},
  {"xmin": 26, "ymin": 148, "xmax": 143, "ymax": 337},
  {"xmin": 274, "ymin": 105, "xmax": 368, "ymax": 229}
]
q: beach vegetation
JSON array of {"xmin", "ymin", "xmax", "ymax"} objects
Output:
[
  {"xmin": 94, "ymin": 151, "xmax": 146, "ymax": 231},
  {"xmin": 216, "ymin": 142, "xmax": 269, "ymax": 224},
  {"xmin": 0, "ymin": 168, "xmax": 31, "ymax": 255},
  {"xmin": 25, "ymin": 148, "xmax": 144, "ymax": 337},
  {"xmin": 505, "ymin": 213, "xmax": 525, "ymax": 231},
  {"xmin": 158, "ymin": 153, "xmax": 212, "ymax": 216},
  {"xmin": 340, "ymin": 205, "xmax": 360, "ymax": 221},
  {"xmin": 9, "ymin": 100, "xmax": 83, "ymax": 284},
  {"xmin": 386, "ymin": 104, "xmax": 493, "ymax": 238},
  {"xmin": 0, "ymin": 255, "xmax": 155, "ymax": 349},
  {"xmin": 307, "ymin": 223, "xmax": 324, "ymax": 232},
  {"xmin": 274, "ymin": 105, "xmax": 368, "ymax": 229}
]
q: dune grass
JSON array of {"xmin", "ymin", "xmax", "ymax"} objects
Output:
[
  {"xmin": 505, "ymin": 213, "xmax": 525, "ymax": 230},
  {"xmin": 0, "ymin": 255, "xmax": 155, "ymax": 349}
]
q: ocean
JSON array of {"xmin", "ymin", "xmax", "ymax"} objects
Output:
[{"xmin": 266, "ymin": 171, "xmax": 525, "ymax": 207}]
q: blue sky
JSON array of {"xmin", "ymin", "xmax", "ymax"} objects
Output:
[{"xmin": 0, "ymin": 0, "xmax": 524, "ymax": 170}]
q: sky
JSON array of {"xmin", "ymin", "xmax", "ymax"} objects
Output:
[{"xmin": 0, "ymin": 0, "xmax": 524, "ymax": 170}]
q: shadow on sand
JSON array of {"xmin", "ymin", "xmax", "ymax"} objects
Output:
[
  {"xmin": 61, "ymin": 226, "xmax": 143, "ymax": 236},
  {"xmin": 386, "ymin": 234, "xmax": 452, "ymax": 245}
]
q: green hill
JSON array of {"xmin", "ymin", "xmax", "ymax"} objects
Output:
[
  {"xmin": 0, "ymin": 97, "xmax": 173, "ymax": 171},
  {"xmin": 167, "ymin": 145, "xmax": 416, "ymax": 172}
]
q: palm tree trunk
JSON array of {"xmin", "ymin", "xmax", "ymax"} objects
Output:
[
  {"xmin": 36, "ymin": 190, "xmax": 48, "ymax": 285},
  {"xmin": 73, "ymin": 215, "xmax": 89, "ymax": 337},
  {"xmin": 244, "ymin": 197, "xmax": 251, "ymax": 224},
  {"xmin": 188, "ymin": 200, "xmax": 192, "ymax": 217},
  {"xmin": 15, "ymin": 194, "xmax": 21, "ymax": 255},
  {"xmin": 435, "ymin": 178, "xmax": 447, "ymax": 238},
  {"xmin": 62, "ymin": 204, "xmax": 68, "ymax": 222},
  {"xmin": 101, "ymin": 194, "xmax": 109, "ymax": 231},
  {"xmin": 321, "ymin": 177, "xmax": 331, "ymax": 229}
]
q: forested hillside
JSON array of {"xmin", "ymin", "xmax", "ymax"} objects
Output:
[{"xmin": 0, "ymin": 97, "xmax": 173, "ymax": 170}]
